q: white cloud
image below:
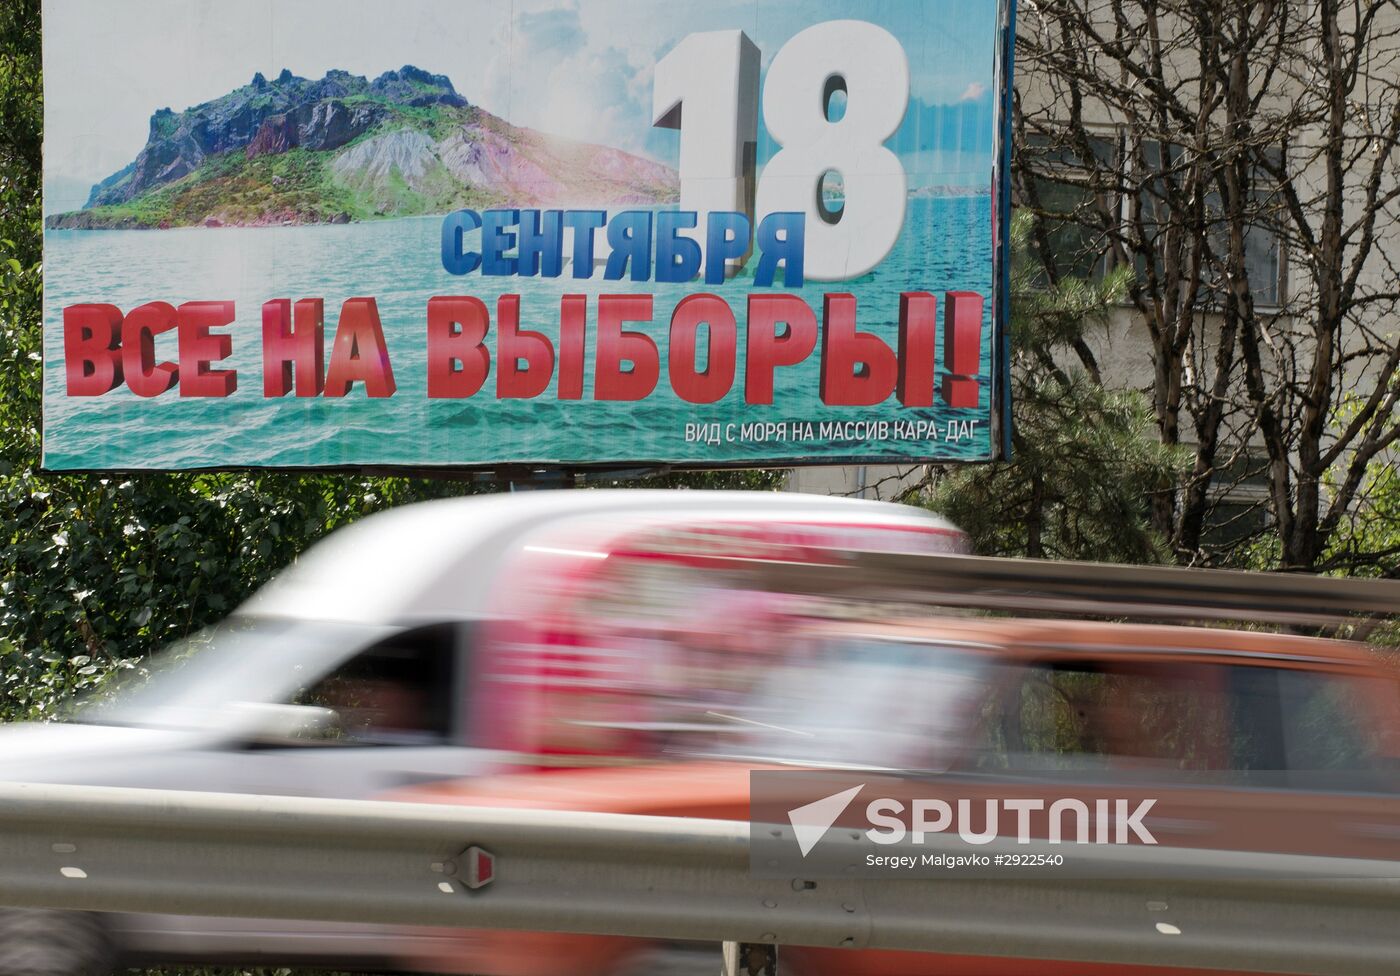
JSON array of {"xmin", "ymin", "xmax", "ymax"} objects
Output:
[
  {"xmin": 44, "ymin": 0, "xmax": 1001, "ymax": 191},
  {"xmin": 473, "ymin": 1, "xmax": 665, "ymax": 159}
]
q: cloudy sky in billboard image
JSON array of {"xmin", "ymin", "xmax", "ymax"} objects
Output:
[{"xmin": 44, "ymin": 0, "xmax": 997, "ymax": 212}]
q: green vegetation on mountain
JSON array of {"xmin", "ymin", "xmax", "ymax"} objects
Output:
[{"xmin": 47, "ymin": 66, "xmax": 675, "ymax": 230}]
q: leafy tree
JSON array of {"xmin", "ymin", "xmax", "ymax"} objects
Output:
[
  {"xmin": 924, "ymin": 213, "xmax": 1186, "ymax": 562},
  {"xmin": 1330, "ymin": 458, "xmax": 1400, "ymax": 646},
  {"xmin": 1324, "ymin": 458, "xmax": 1400, "ymax": 582}
]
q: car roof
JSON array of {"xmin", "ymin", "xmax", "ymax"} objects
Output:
[
  {"xmin": 810, "ymin": 615, "xmax": 1383, "ymax": 670},
  {"xmin": 241, "ymin": 489, "xmax": 961, "ymax": 625}
]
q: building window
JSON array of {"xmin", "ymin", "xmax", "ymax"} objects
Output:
[
  {"xmin": 1018, "ymin": 131, "xmax": 1120, "ymax": 283},
  {"xmin": 1018, "ymin": 130, "xmax": 1287, "ymax": 306},
  {"xmin": 1133, "ymin": 140, "xmax": 1286, "ymax": 308}
]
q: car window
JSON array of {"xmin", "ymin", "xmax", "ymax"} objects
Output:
[
  {"xmin": 88, "ymin": 617, "xmax": 389, "ymax": 728},
  {"xmin": 974, "ymin": 657, "xmax": 1395, "ymax": 791},
  {"xmin": 295, "ymin": 623, "xmax": 460, "ymax": 745},
  {"xmin": 1228, "ymin": 665, "xmax": 1389, "ymax": 789},
  {"xmin": 975, "ymin": 661, "xmax": 1231, "ymax": 775}
]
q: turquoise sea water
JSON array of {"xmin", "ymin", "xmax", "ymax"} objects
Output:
[{"xmin": 42, "ymin": 195, "xmax": 996, "ymax": 470}]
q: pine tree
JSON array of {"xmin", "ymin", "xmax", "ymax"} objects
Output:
[{"xmin": 923, "ymin": 213, "xmax": 1186, "ymax": 563}]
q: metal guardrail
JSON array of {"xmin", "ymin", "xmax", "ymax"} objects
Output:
[
  {"xmin": 1, "ymin": 782, "xmax": 1400, "ymax": 975},
  {"xmin": 704, "ymin": 549, "xmax": 1400, "ymax": 628}
]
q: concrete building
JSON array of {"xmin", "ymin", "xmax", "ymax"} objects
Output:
[{"xmin": 791, "ymin": 0, "xmax": 1399, "ymax": 569}]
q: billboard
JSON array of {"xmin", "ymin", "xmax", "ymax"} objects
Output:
[{"xmin": 42, "ymin": 0, "xmax": 1012, "ymax": 471}]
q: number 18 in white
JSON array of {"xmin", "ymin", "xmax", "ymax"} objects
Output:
[{"xmin": 652, "ymin": 20, "xmax": 910, "ymax": 282}]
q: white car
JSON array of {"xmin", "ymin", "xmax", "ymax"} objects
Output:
[{"xmin": 0, "ymin": 489, "xmax": 965, "ymax": 975}]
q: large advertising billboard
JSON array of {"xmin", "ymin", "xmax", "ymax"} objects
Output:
[{"xmin": 42, "ymin": 0, "xmax": 1012, "ymax": 471}]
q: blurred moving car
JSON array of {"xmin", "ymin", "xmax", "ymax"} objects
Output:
[
  {"xmin": 0, "ymin": 490, "xmax": 965, "ymax": 974},
  {"xmin": 388, "ymin": 614, "xmax": 1400, "ymax": 976}
]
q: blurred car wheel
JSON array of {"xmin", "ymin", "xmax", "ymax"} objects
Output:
[{"xmin": 0, "ymin": 910, "xmax": 111, "ymax": 976}]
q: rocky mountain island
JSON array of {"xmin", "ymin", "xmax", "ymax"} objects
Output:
[{"xmin": 48, "ymin": 66, "xmax": 677, "ymax": 229}]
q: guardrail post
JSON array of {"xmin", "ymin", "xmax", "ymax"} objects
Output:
[{"xmin": 721, "ymin": 941, "xmax": 777, "ymax": 976}]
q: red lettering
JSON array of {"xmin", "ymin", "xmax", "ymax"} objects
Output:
[
  {"xmin": 557, "ymin": 294, "xmax": 586, "ymax": 400},
  {"xmin": 594, "ymin": 294, "xmax": 658, "ymax": 401},
  {"xmin": 668, "ymin": 294, "xmax": 735, "ymax": 404},
  {"xmin": 262, "ymin": 298, "xmax": 324, "ymax": 397},
  {"xmin": 426, "ymin": 296, "xmax": 490, "ymax": 398},
  {"xmin": 744, "ymin": 295, "xmax": 816, "ymax": 405},
  {"xmin": 177, "ymin": 301, "xmax": 237, "ymax": 398},
  {"xmin": 62, "ymin": 303, "xmax": 124, "ymax": 396},
  {"xmin": 324, "ymin": 297, "xmax": 396, "ymax": 398},
  {"xmin": 819, "ymin": 293, "xmax": 897, "ymax": 406},
  {"xmin": 496, "ymin": 295, "xmax": 555, "ymax": 399},
  {"xmin": 122, "ymin": 302, "xmax": 179, "ymax": 398},
  {"xmin": 940, "ymin": 291, "xmax": 983, "ymax": 408},
  {"xmin": 896, "ymin": 292, "xmax": 936, "ymax": 407}
]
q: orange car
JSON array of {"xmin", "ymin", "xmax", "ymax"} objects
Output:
[{"xmin": 387, "ymin": 616, "xmax": 1400, "ymax": 976}]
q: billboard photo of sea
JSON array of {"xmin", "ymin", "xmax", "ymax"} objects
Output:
[{"xmin": 42, "ymin": 193, "xmax": 995, "ymax": 470}]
